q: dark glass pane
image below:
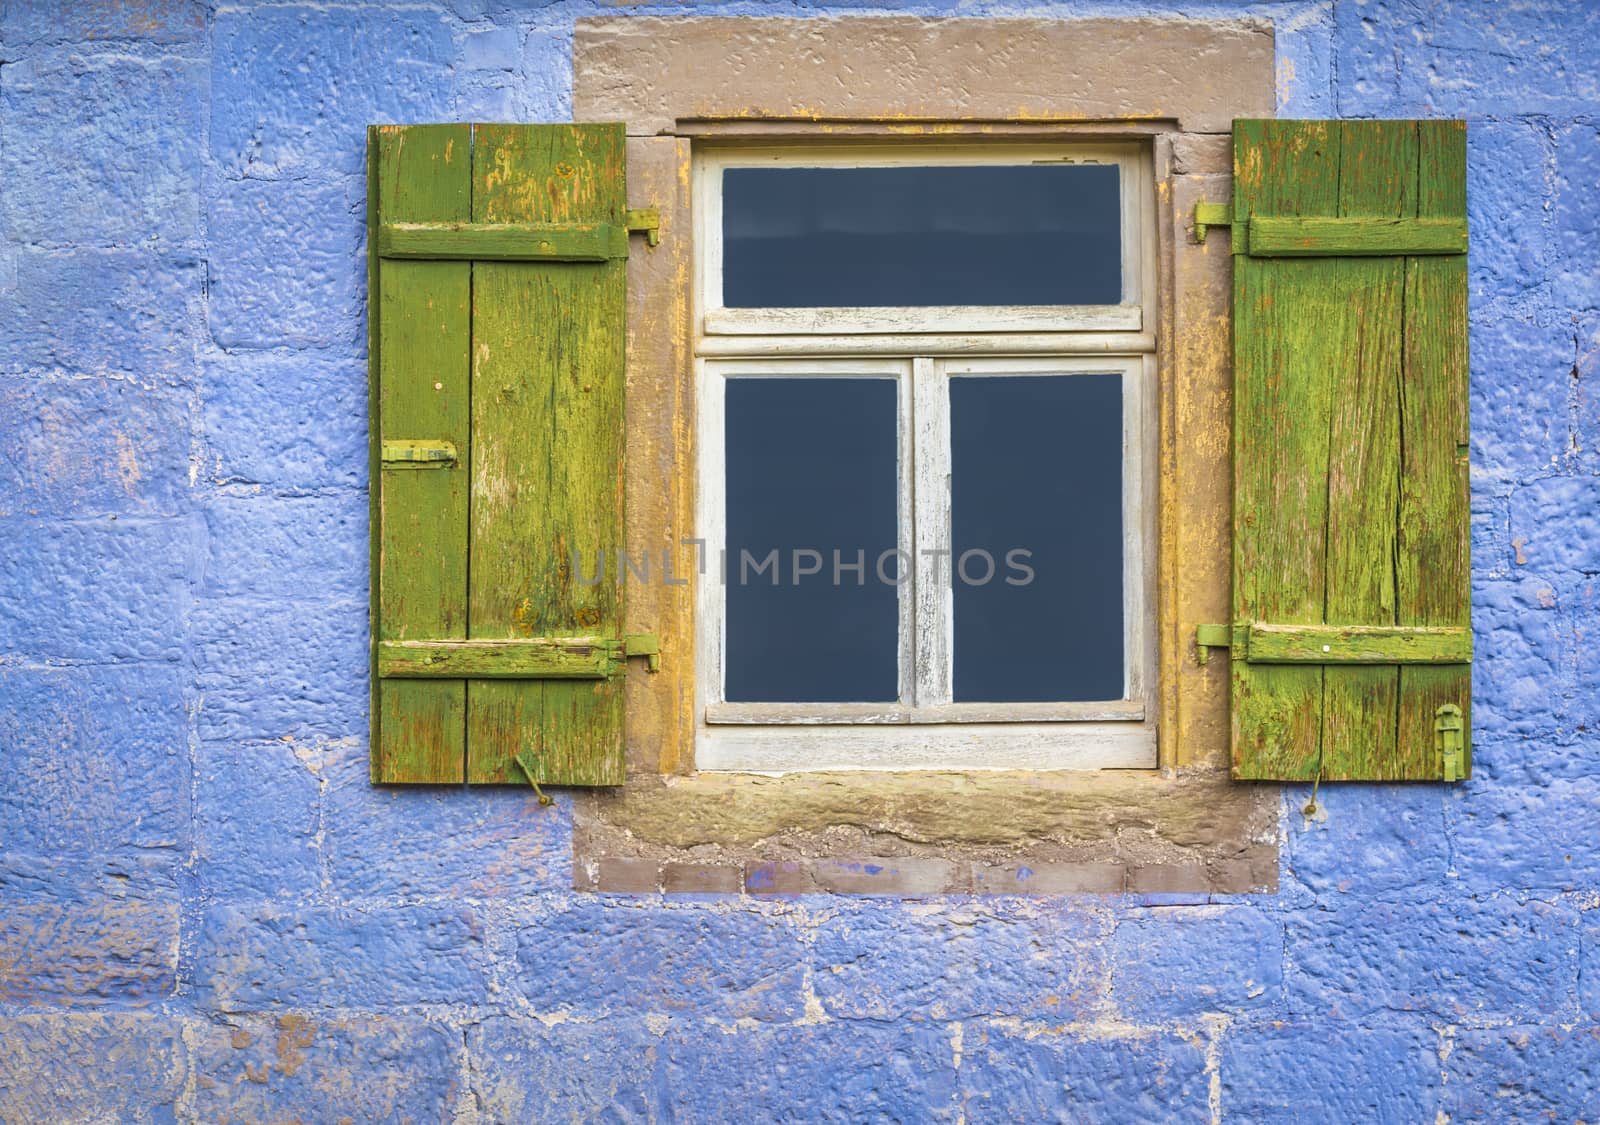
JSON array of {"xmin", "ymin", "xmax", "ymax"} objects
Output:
[
  {"xmin": 724, "ymin": 378, "xmax": 899, "ymax": 702},
  {"xmin": 722, "ymin": 164, "xmax": 1121, "ymax": 308},
  {"xmin": 950, "ymin": 374, "xmax": 1124, "ymax": 702}
]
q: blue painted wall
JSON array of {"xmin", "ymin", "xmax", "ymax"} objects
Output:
[{"xmin": 0, "ymin": 0, "xmax": 1596, "ymax": 1119}]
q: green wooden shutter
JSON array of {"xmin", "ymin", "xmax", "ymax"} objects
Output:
[
  {"xmin": 368, "ymin": 123, "xmax": 627, "ymax": 787},
  {"xmin": 1228, "ymin": 119, "xmax": 1471, "ymax": 782}
]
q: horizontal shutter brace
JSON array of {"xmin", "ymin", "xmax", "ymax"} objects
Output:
[
  {"xmin": 1195, "ymin": 622, "xmax": 1472, "ymax": 666},
  {"xmin": 1191, "ymin": 202, "xmax": 1466, "ymax": 258},
  {"xmin": 378, "ymin": 634, "xmax": 661, "ymax": 679},
  {"xmin": 377, "ymin": 210, "xmax": 660, "ymax": 262}
]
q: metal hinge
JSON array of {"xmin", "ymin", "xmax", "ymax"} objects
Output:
[
  {"xmin": 623, "ymin": 632, "xmax": 661, "ymax": 673},
  {"xmin": 625, "ymin": 207, "xmax": 661, "ymax": 248},
  {"xmin": 1434, "ymin": 703, "xmax": 1465, "ymax": 782},
  {"xmin": 1193, "ymin": 202, "xmax": 1232, "ymax": 245},
  {"xmin": 1195, "ymin": 622, "xmax": 1235, "ymax": 666}
]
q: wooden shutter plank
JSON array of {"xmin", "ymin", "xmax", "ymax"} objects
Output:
[
  {"xmin": 1231, "ymin": 119, "xmax": 1340, "ymax": 781},
  {"xmin": 371, "ymin": 124, "xmax": 471, "ymax": 784},
  {"xmin": 1398, "ymin": 120, "xmax": 1473, "ymax": 779},
  {"xmin": 466, "ymin": 124, "xmax": 626, "ymax": 786},
  {"xmin": 1231, "ymin": 118, "xmax": 1470, "ymax": 781},
  {"xmin": 1319, "ymin": 121, "xmax": 1413, "ymax": 780}
]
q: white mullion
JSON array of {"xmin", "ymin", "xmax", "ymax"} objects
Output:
[
  {"xmin": 695, "ymin": 358, "xmax": 727, "ymax": 710},
  {"xmin": 896, "ymin": 362, "xmax": 916, "ymax": 706},
  {"xmin": 912, "ymin": 356, "xmax": 953, "ymax": 707}
]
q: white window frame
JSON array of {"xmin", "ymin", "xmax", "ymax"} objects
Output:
[{"xmin": 693, "ymin": 142, "xmax": 1158, "ymax": 773}]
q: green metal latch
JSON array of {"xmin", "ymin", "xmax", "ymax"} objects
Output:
[
  {"xmin": 1193, "ymin": 202, "xmax": 1232, "ymax": 245},
  {"xmin": 623, "ymin": 632, "xmax": 661, "ymax": 673},
  {"xmin": 1195, "ymin": 622, "xmax": 1233, "ymax": 666},
  {"xmin": 1434, "ymin": 703, "xmax": 1465, "ymax": 782},
  {"xmin": 381, "ymin": 439, "xmax": 458, "ymax": 469},
  {"xmin": 625, "ymin": 207, "xmax": 661, "ymax": 248}
]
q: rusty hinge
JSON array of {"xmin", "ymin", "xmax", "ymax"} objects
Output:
[
  {"xmin": 1434, "ymin": 703, "xmax": 1465, "ymax": 782},
  {"xmin": 623, "ymin": 632, "xmax": 661, "ymax": 673},
  {"xmin": 625, "ymin": 207, "xmax": 661, "ymax": 248}
]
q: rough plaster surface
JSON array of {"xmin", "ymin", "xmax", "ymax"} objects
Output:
[{"xmin": 0, "ymin": 0, "xmax": 1597, "ymax": 1121}]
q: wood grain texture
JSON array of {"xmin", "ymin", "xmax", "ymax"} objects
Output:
[
  {"xmin": 1230, "ymin": 119, "xmax": 1470, "ymax": 782},
  {"xmin": 378, "ymin": 638, "xmax": 619, "ymax": 679},
  {"xmin": 1245, "ymin": 216, "xmax": 1466, "ymax": 257},
  {"xmin": 1244, "ymin": 623, "xmax": 1471, "ymax": 665},
  {"xmin": 466, "ymin": 124, "xmax": 626, "ymax": 786},
  {"xmin": 370, "ymin": 124, "xmax": 471, "ymax": 784},
  {"xmin": 1231, "ymin": 119, "xmax": 1337, "ymax": 781},
  {"xmin": 378, "ymin": 220, "xmax": 627, "ymax": 262},
  {"xmin": 1399, "ymin": 120, "xmax": 1473, "ymax": 779}
]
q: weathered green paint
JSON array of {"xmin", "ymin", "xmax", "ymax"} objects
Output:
[
  {"xmin": 1244, "ymin": 215, "xmax": 1467, "ymax": 257},
  {"xmin": 368, "ymin": 123, "xmax": 628, "ymax": 788},
  {"xmin": 378, "ymin": 220, "xmax": 628, "ymax": 261},
  {"xmin": 1194, "ymin": 622, "xmax": 1232, "ymax": 665},
  {"xmin": 1230, "ymin": 119, "xmax": 1470, "ymax": 782},
  {"xmin": 378, "ymin": 638, "xmax": 622, "ymax": 679},
  {"xmin": 380, "ymin": 438, "xmax": 458, "ymax": 467},
  {"xmin": 1435, "ymin": 703, "xmax": 1465, "ymax": 782},
  {"xmin": 369, "ymin": 124, "xmax": 471, "ymax": 785},
  {"xmin": 1192, "ymin": 201, "xmax": 1231, "ymax": 245},
  {"xmin": 1242, "ymin": 623, "xmax": 1472, "ymax": 665},
  {"xmin": 465, "ymin": 123, "xmax": 627, "ymax": 787},
  {"xmin": 624, "ymin": 205, "xmax": 661, "ymax": 246}
]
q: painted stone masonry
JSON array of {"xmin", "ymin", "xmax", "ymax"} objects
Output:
[{"xmin": 0, "ymin": 0, "xmax": 1598, "ymax": 1121}]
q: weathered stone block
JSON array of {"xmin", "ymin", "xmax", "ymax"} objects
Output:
[
  {"xmin": 511, "ymin": 900, "xmax": 807, "ymax": 1022},
  {"xmin": 187, "ymin": 1014, "xmax": 461, "ymax": 1122},
  {"xmin": 961, "ymin": 1023, "xmax": 1209, "ymax": 1124},
  {"xmin": 1471, "ymin": 575, "xmax": 1571, "ymax": 746},
  {"xmin": 809, "ymin": 901, "xmax": 1110, "ymax": 1022},
  {"xmin": 0, "ymin": 1015, "xmax": 186, "ymax": 1124},
  {"xmin": 201, "ymin": 490, "xmax": 365, "ymax": 601},
  {"xmin": 0, "ymin": 375, "xmax": 189, "ymax": 518},
  {"xmin": 0, "ymin": 896, "xmax": 179, "ymax": 1006},
  {"xmin": 663, "ymin": 1019, "xmax": 960, "ymax": 1122},
  {"xmin": 1471, "ymin": 318, "xmax": 1575, "ymax": 482},
  {"xmin": 1286, "ymin": 893, "xmax": 1577, "ymax": 1023},
  {"xmin": 211, "ymin": 5, "xmax": 460, "ymax": 180},
  {"xmin": 192, "ymin": 594, "xmax": 366, "ymax": 742},
  {"xmin": 195, "ymin": 739, "xmax": 324, "ymax": 901},
  {"xmin": 1450, "ymin": 777, "xmax": 1600, "ymax": 894},
  {"xmin": 0, "ymin": 50, "xmax": 202, "ymax": 247},
  {"xmin": 1111, "ymin": 905, "xmax": 1284, "ymax": 1020},
  {"xmin": 0, "ymin": 662, "xmax": 189, "ymax": 856},
  {"xmin": 322, "ymin": 740, "xmax": 570, "ymax": 901},
  {"xmin": 1284, "ymin": 785, "xmax": 1450, "ymax": 897},
  {"xmin": 0, "ymin": 248, "xmax": 199, "ymax": 377},
  {"xmin": 2, "ymin": 0, "xmax": 207, "ymax": 45},
  {"xmin": 190, "ymin": 903, "xmax": 490, "ymax": 1011},
  {"xmin": 1444, "ymin": 1024, "xmax": 1600, "ymax": 1120},
  {"xmin": 205, "ymin": 174, "xmax": 365, "ymax": 350},
  {"xmin": 470, "ymin": 1017, "xmax": 660, "ymax": 1122},
  {"xmin": 199, "ymin": 346, "xmax": 366, "ymax": 493},
  {"xmin": 1335, "ymin": 0, "xmax": 1600, "ymax": 117},
  {"xmin": 1222, "ymin": 1021, "xmax": 1441, "ymax": 1124},
  {"xmin": 0, "ymin": 515, "xmax": 193, "ymax": 662}
]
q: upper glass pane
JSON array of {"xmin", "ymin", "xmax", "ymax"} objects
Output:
[
  {"xmin": 950, "ymin": 373, "xmax": 1124, "ymax": 702},
  {"xmin": 724, "ymin": 377, "xmax": 900, "ymax": 703},
  {"xmin": 721, "ymin": 164, "xmax": 1122, "ymax": 309}
]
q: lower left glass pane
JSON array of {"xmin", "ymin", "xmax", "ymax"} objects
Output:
[{"xmin": 724, "ymin": 376, "xmax": 899, "ymax": 703}]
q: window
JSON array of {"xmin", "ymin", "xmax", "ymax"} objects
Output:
[{"xmin": 693, "ymin": 145, "xmax": 1158, "ymax": 772}]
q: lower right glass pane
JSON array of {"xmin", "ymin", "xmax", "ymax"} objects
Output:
[{"xmin": 950, "ymin": 373, "xmax": 1125, "ymax": 703}]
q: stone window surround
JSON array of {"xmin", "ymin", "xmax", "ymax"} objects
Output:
[{"xmin": 570, "ymin": 15, "xmax": 1280, "ymax": 896}]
